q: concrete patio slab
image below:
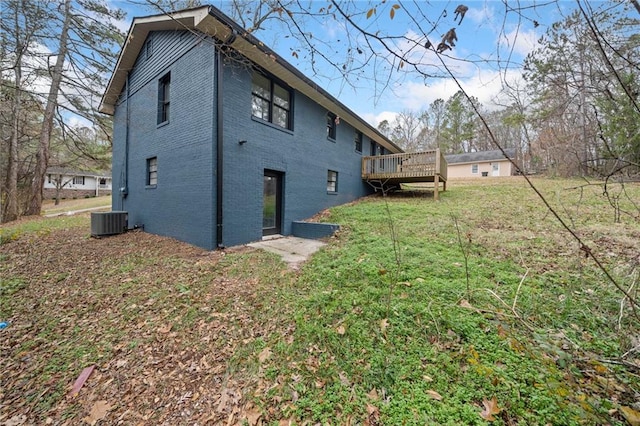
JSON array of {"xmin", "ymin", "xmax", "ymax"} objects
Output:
[{"xmin": 248, "ymin": 235, "xmax": 326, "ymax": 268}]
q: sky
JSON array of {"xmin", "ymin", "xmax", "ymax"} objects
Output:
[{"xmin": 110, "ymin": 1, "xmax": 586, "ymax": 127}]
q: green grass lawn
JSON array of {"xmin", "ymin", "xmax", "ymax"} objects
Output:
[
  {"xmin": 251, "ymin": 177, "xmax": 640, "ymax": 424},
  {"xmin": 1, "ymin": 177, "xmax": 639, "ymax": 425}
]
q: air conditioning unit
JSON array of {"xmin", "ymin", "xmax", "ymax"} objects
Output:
[{"xmin": 91, "ymin": 211, "xmax": 128, "ymax": 237}]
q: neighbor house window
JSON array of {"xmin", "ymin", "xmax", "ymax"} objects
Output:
[
  {"xmin": 327, "ymin": 112, "xmax": 337, "ymax": 140},
  {"xmin": 327, "ymin": 170, "xmax": 338, "ymax": 193},
  {"xmin": 73, "ymin": 176, "xmax": 85, "ymax": 185},
  {"xmin": 145, "ymin": 38, "xmax": 153, "ymax": 59},
  {"xmin": 251, "ymin": 71, "xmax": 292, "ymax": 130},
  {"xmin": 99, "ymin": 178, "xmax": 107, "ymax": 187},
  {"xmin": 157, "ymin": 72, "xmax": 170, "ymax": 124},
  {"xmin": 471, "ymin": 164, "xmax": 479, "ymax": 174},
  {"xmin": 147, "ymin": 157, "xmax": 158, "ymax": 186},
  {"xmin": 48, "ymin": 174, "xmax": 52, "ymax": 183},
  {"xmin": 354, "ymin": 131, "xmax": 363, "ymax": 153}
]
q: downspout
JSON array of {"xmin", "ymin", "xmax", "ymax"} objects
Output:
[
  {"xmin": 215, "ymin": 46, "xmax": 224, "ymax": 248},
  {"xmin": 121, "ymin": 72, "xmax": 130, "ymax": 211},
  {"xmin": 213, "ymin": 24, "xmax": 237, "ymax": 249}
]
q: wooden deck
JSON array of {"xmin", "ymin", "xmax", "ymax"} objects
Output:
[{"xmin": 361, "ymin": 149, "xmax": 448, "ymax": 199}]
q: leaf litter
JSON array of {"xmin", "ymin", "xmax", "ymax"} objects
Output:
[{"xmin": 0, "ymin": 218, "xmax": 292, "ymax": 425}]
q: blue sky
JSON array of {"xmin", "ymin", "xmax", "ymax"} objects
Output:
[{"xmin": 111, "ymin": 1, "xmax": 593, "ymax": 126}]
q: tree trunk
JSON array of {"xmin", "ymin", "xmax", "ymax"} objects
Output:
[
  {"xmin": 4, "ymin": 3, "xmax": 23, "ymax": 223},
  {"xmin": 26, "ymin": 0, "xmax": 71, "ymax": 216}
]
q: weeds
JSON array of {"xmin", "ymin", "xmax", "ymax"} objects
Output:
[{"xmin": 2, "ymin": 178, "xmax": 639, "ymax": 425}]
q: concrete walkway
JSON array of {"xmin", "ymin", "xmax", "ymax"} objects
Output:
[
  {"xmin": 248, "ymin": 236, "xmax": 326, "ymax": 269},
  {"xmin": 44, "ymin": 205, "xmax": 111, "ymax": 217}
]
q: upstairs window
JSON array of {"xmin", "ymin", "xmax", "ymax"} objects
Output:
[
  {"xmin": 157, "ymin": 72, "xmax": 170, "ymax": 125},
  {"xmin": 147, "ymin": 157, "xmax": 158, "ymax": 186},
  {"xmin": 327, "ymin": 170, "xmax": 338, "ymax": 193},
  {"xmin": 145, "ymin": 38, "xmax": 153, "ymax": 59},
  {"xmin": 354, "ymin": 131, "xmax": 363, "ymax": 153},
  {"xmin": 327, "ymin": 112, "xmax": 337, "ymax": 140},
  {"xmin": 251, "ymin": 71, "xmax": 292, "ymax": 130}
]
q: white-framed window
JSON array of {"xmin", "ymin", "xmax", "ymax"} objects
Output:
[
  {"xmin": 147, "ymin": 157, "xmax": 158, "ymax": 186},
  {"xmin": 471, "ymin": 164, "xmax": 479, "ymax": 174},
  {"xmin": 73, "ymin": 176, "xmax": 85, "ymax": 185},
  {"xmin": 327, "ymin": 170, "xmax": 338, "ymax": 193}
]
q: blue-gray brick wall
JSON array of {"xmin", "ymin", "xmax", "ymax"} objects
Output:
[
  {"xmin": 112, "ymin": 31, "xmax": 217, "ymax": 249},
  {"xmin": 111, "ymin": 30, "xmax": 376, "ymax": 250},
  {"xmin": 220, "ymin": 64, "xmax": 374, "ymax": 247}
]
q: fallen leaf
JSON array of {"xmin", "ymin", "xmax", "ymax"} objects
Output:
[
  {"xmin": 426, "ymin": 389, "xmax": 443, "ymax": 401},
  {"xmin": 339, "ymin": 371, "xmax": 350, "ymax": 386},
  {"xmin": 68, "ymin": 365, "xmax": 95, "ymax": 397},
  {"xmin": 480, "ymin": 396, "xmax": 501, "ymax": 421},
  {"xmin": 336, "ymin": 324, "xmax": 346, "ymax": 335},
  {"xmin": 258, "ymin": 346, "xmax": 272, "ymax": 363},
  {"xmin": 459, "ymin": 299, "xmax": 476, "ymax": 310},
  {"xmin": 380, "ymin": 318, "xmax": 389, "ymax": 333},
  {"xmin": 83, "ymin": 400, "xmax": 112, "ymax": 425},
  {"xmin": 366, "ymin": 402, "xmax": 380, "ymax": 423},
  {"xmin": 621, "ymin": 406, "xmax": 640, "ymax": 426},
  {"xmin": 245, "ymin": 405, "xmax": 261, "ymax": 425},
  {"xmin": 367, "ymin": 388, "xmax": 379, "ymax": 401},
  {"xmin": 157, "ymin": 323, "xmax": 172, "ymax": 333},
  {"xmin": 4, "ymin": 415, "xmax": 26, "ymax": 426}
]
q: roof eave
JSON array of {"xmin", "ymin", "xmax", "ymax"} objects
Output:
[{"xmin": 99, "ymin": 6, "xmax": 401, "ymax": 153}]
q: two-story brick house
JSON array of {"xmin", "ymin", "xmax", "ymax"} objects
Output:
[{"xmin": 100, "ymin": 5, "xmax": 401, "ymax": 249}]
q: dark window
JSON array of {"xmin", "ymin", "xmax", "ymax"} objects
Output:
[
  {"xmin": 73, "ymin": 176, "xmax": 85, "ymax": 185},
  {"xmin": 147, "ymin": 157, "xmax": 158, "ymax": 186},
  {"xmin": 370, "ymin": 141, "xmax": 377, "ymax": 156},
  {"xmin": 47, "ymin": 174, "xmax": 51, "ymax": 183},
  {"xmin": 355, "ymin": 131, "xmax": 363, "ymax": 153},
  {"xmin": 99, "ymin": 178, "xmax": 107, "ymax": 186},
  {"xmin": 157, "ymin": 72, "xmax": 170, "ymax": 124},
  {"xmin": 251, "ymin": 71, "xmax": 291, "ymax": 129},
  {"xmin": 145, "ymin": 38, "xmax": 153, "ymax": 59},
  {"xmin": 327, "ymin": 170, "xmax": 338, "ymax": 192},
  {"xmin": 327, "ymin": 112, "xmax": 337, "ymax": 139}
]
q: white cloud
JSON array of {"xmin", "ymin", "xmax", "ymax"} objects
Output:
[
  {"xmin": 361, "ymin": 110, "xmax": 399, "ymax": 128},
  {"xmin": 501, "ymin": 28, "xmax": 539, "ymax": 57},
  {"xmin": 466, "ymin": 3, "xmax": 498, "ymax": 27},
  {"xmin": 67, "ymin": 116, "xmax": 93, "ymax": 129},
  {"xmin": 384, "ymin": 66, "xmax": 525, "ymax": 113}
]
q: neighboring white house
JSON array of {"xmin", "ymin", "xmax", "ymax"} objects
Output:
[
  {"xmin": 44, "ymin": 168, "xmax": 112, "ymax": 199},
  {"xmin": 445, "ymin": 148, "xmax": 516, "ymax": 178}
]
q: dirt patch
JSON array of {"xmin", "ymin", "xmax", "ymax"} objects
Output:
[{"xmin": 1, "ymin": 218, "xmax": 291, "ymax": 425}]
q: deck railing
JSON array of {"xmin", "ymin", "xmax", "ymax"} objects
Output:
[{"xmin": 361, "ymin": 149, "xmax": 448, "ymax": 181}]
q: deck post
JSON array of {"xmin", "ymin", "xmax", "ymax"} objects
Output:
[{"xmin": 434, "ymin": 148, "xmax": 441, "ymax": 201}]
